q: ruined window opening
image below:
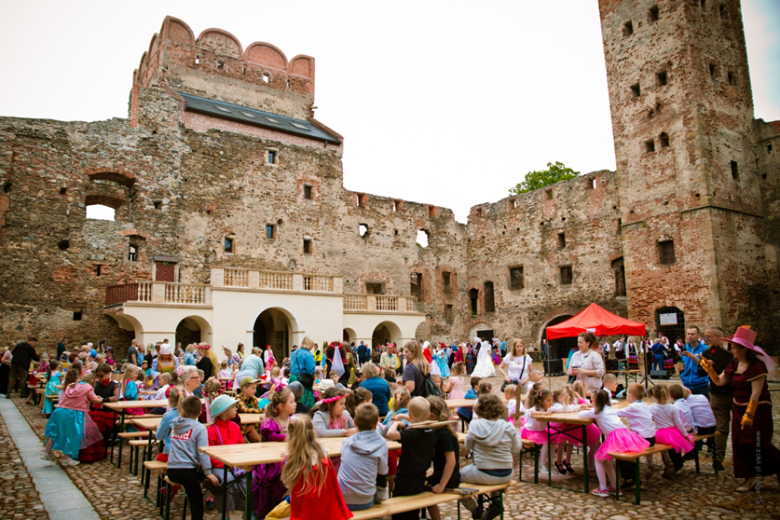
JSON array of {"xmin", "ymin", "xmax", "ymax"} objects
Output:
[
  {"xmin": 559, "ymin": 266, "xmax": 573, "ymax": 286},
  {"xmin": 359, "ymin": 224, "xmax": 369, "ymax": 238},
  {"xmin": 511, "ymin": 199, "xmax": 518, "ymax": 209},
  {"xmin": 469, "ymin": 288, "xmax": 479, "ymax": 315},
  {"xmin": 509, "ymin": 267, "xmax": 524, "ymax": 290},
  {"xmin": 2, "ymin": 181, "xmax": 11, "ymax": 193},
  {"xmin": 730, "ymin": 161, "xmax": 739, "ymax": 180},
  {"xmin": 649, "ymin": 5, "xmax": 659, "ymax": 22},
  {"xmin": 709, "ymin": 63, "xmax": 717, "ymax": 79},
  {"xmin": 217, "ymin": 61, "xmax": 224, "ymax": 71},
  {"xmin": 645, "ymin": 140, "xmax": 656, "ymax": 153},
  {"xmin": 416, "ymin": 229, "xmax": 429, "ymax": 248},
  {"xmin": 767, "ymin": 144, "xmax": 772, "ymax": 153},
  {"xmin": 546, "ymin": 189, "xmax": 553, "ymax": 200},
  {"xmin": 623, "ymin": 20, "xmax": 634, "ymax": 37},
  {"xmin": 128, "ymin": 245, "xmax": 138, "ymax": 262},
  {"xmin": 266, "ymin": 224, "xmax": 275, "ymax": 239},
  {"xmin": 95, "ymin": 265, "xmax": 103, "ymax": 277},
  {"xmin": 660, "ymin": 132, "xmax": 670, "ymax": 148},
  {"xmin": 658, "ymin": 240, "xmax": 675, "ymax": 265},
  {"xmin": 445, "ymin": 305, "xmax": 453, "ymax": 321},
  {"xmin": 630, "ymin": 83, "xmax": 641, "ymax": 98},
  {"xmin": 657, "ymin": 71, "xmax": 668, "ymax": 86},
  {"xmin": 557, "ymin": 233, "xmax": 566, "ymax": 248},
  {"xmin": 392, "ymin": 199, "xmax": 402, "ymax": 212},
  {"xmin": 442, "ymin": 271, "xmax": 451, "ymax": 293},
  {"xmin": 303, "ymin": 184, "xmax": 313, "ymax": 200},
  {"xmin": 612, "ymin": 257, "xmax": 627, "ymax": 297},
  {"xmin": 476, "ymin": 207, "xmax": 485, "ymax": 218},
  {"xmin": 303, "ymin": 238, "xmax": 312, "ymax": 254},
  {"xmin": 356, "ymin": 193, "xmax": 368, "ymax": 207},
  {"xmin": 268, "ymin": 150, "xmax": 277, "ymax": 164},
  {"xmin": 484, "ymin": 282, "xmax": 495, "ymax": 313},
  {"xmin": 262, "ymin": 72, "xmax": 270, "ymax": 83},
  {"xmin": 701, "ymin": 0, "xmax": 706, "ymax": 9},
  {"xmin": 195, "ymin": 56, "xmax": 200, "ymax": 65},
  {"xmin": 394, "ymin": 229, "xmax": 399, "ymax": 236},
  {"xmin": 427, "ymin": 205, "xmax": 439, "ymax": 218},
  {"xmin": 59, "ymin": 187, "xmax": 67, "ymax": 195},
  {"xmin": 73, "ymin": 311, "xmax": 82, "ymax": 321},
  {"xmin": 366, "ymin": 282, "xmax": 385, "ymax": 295},
  {"xmin": 57, "ymin": 240, "xmax": 70, "ymax": 251},
  {"xmin": 727, "ymin": 71, "xmax": 735, "ymax": 85},
  {"xmin": 286, "ymin": 80, "xmax": 290, "ymax": 88},
  {"xmin": 411, "ymin": 273, "xmax": 423, "ymax": 301},
  {"xmin": 648, "ymin": 109, "xmax": 655, "ymax": 119},
  {"xmin": 86, "ymin": 204, "xmax": 116, "ymax": 221},
  {"xmin": 719, "ymin": 3, "xmax": 726, "ymax": 19},
  {"xmin": 587, "ymin": 178, "xmax": 597, "ymax": 189},
  {"xmin": 224, "ymin": 237, "xmax": 234, "ymax": 254},
  {"xmin": 153, "ymin": 201, "xmax": 162, "ymax": 210},
  {"xmin": 617, "ymin": 218, "xmax": 622, "ymax": 233}
]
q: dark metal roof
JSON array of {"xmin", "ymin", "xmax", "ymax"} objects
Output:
[{"xmin": 178, "ymin": 92, "xmax": 341, "ymax": 145}]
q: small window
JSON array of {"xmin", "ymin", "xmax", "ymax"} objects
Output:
[
  {"xmin": 730, "ymin": 161, "xmax": 739, "ymax": 180},
  {"xmin": 356, "ymin": 193, "xmax": 368, "ymax": 207},
  {"xmin": 719, "ymin": 3, "xmax": 726, "ymax": 18},
  {"xmin": 727, "ymin": 71, "xmax": 735, "ymax": 85},
  {"xmin": 645, "ymin": 140, "xmax": 656, "ymax": 153},
  {"xmin": 444, "ymin": 304, "xmax": 453, "ymax": 321},
  {"xmin": 268, "ymin": 150, "xmax": 277, "ymax": 165},
  {"xmin": 709, "ymin": 63, "xmax": 717, "ymax": 79},
  {"xmin": 660, "ymin": 132, "xmax": 670, "ymax": 148},
  {"xmin": 411, "ymin": 273, "xmax": 423, "ymax": 301},
  {"xmin": 560, "ymin": 266, "xmax": 573, "ymax": 286},
  {"xmin": 2, "ymin": 181, "xmax": 11, "ymax": 193},
  {"xmin": 588, "ymin": 178, "xmax": 597, "ymax": 189},
  {"xmin": 392, "ymin": 199, "xmax": 403, "ymax": 212},
  {"xmin": 701, "ymin": 0, "xmax": 706, "ymax": 9},
  {"xmin": 266, "ymin": 224, "xmax": 275, "ymax": 239},
  {"xmin": 469, "ymin": 288, "xmax": 479, "ymax": 315},
  {"xmin": 224, "ymin": 237, "xmax": 234, "ymax": 253},
  {"xmin": 484, "ymin": 282, "xmax": 495, "ymax": 313},
  {"xmin": 557, "ymin": 233, "xmax": 566, "ymax": 248},
  {"xmin": 612, "ymin": 257, "xmax": 627, "ymax": 297},
  {"xmin": 95, "ymin": 265, "xmax": 103, "ymax": 277},
  {"xmin": 366, "ymin": 282, "xmax": 385, "ymax": 295},
  {"xmin": 657, "ymin": 71, "xmax": 668, "ymax": 86},
  {"xmin": 649, "ymin": 5, "xmax": 659, "ymax": 22},
  {"xmin": 217, "ymin": 61, "xmax": 224, "ymax": 71},
  {"xmin": 442, "ymin": 271, "xmax": 451, "ymax": 293},
  {"xmin": 59, "ymin": 187, "xmax": 67, "ymax": 195},
  {"xmin": 303, "ymin": 238, "xmax": 312, "ymax": 254},
  {"xmin": 303, "ymin": 185, "xmax": 313, "ymax": 200},
  {"xmin": 476, "ymin": 207, "xmax": 485, "ymax": 218},
  {"xmin": 658, "ymin": 240, "xmax": 675, "ymax": 265},
  {"xmin": 427, "ymin": 205, "xmax": 439, "ymax": 218},
  {"xmin": 767, "ymin": 144, "xmax": 773, "ymax": 153},
  {"xmin": 128, "ymin": 245, "xmax": 138, "ymax": 262},
  {"xmin": 195, "ymin": 56, "xmax": 200, "ymax": 65},
  {"xmin": 57, "ymin": 240, "xmax": 70, "ymax": 251},
  {"xmin": 511, "ymin": 199, "xmax": 518, "ymax": 209},
  {"xmin": 359, "ymin": 224, "xmax": 369, "ymax": 238},
  {"xmin": 546, "ymin": 189, "xmax": 553, "ymax": 200},
  {"xmin": 153, "ymin": 200, "xmax": 162, "ymax": 210},
  {"xmin": 624, "ymin": 20, "xmax": 634, "ymax": 36},
  {"xmin": 509, "ymin": 266, "xmax": 524, "ymax": 290},
  {"xmin": 262, "ymin": 72, "xmax": 270, "ymax": 83},
  {"xmin": 416, "ymin": 229, "xmax": 429, "ymax": 248},
  {"xmin": 630, "ymin": 83, "xmax": 641, "ymax": 98},
  {"xmin": 73, "ymin": 311, "xmax": 83, "ymax": 321}
]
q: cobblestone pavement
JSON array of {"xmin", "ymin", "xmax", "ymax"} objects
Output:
[
  {"xmin": 0, "ymin": 403, "xmax": 50, "ymax": 520},
  {"xmin": 9, "ymin": 365, "xmax": 780, "ymax": 520}
]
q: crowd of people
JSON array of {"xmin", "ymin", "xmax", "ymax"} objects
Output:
[{"xmin": 0, "ymin": 324, "xmax": 777, "ymax": 519}]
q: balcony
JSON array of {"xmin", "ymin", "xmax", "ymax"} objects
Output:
[
  {"xmin": 343, "ymin": 294, "xmax": 418, "ymax": 314},
  {"xmin": 105, "ymin": 281, "xmax": 210, "ymax": 306},
  {"xmin": 212, "ymin": 268, "xmax": 341, "ymax": 293}
]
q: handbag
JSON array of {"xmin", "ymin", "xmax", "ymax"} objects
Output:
[{"xmin": 292, "ymin": 351, "xmax": 315, "ymax": 388}]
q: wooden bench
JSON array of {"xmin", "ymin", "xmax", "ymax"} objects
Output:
[
  {"xmin": 128, "ymin": 439, "xmax": 152, "ymax": 476},
  {"xmin": 517, "ymin": 439, "xmax": 540, "ymax": 484},
  {"xmin": 349, "ymin": 481, "xmax": 516, "ymax": 520},
  {"xmin": 609, "ymin": 433, "xmax": 716, "ymax": 505},
  {"xmin": 142, "ymin": 460, "xmax": 168, "ymax": 506}
]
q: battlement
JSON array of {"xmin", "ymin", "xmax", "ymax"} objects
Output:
[{"xmin": 133, "ymin": 17, "xmax": 316, "ymax": 120}]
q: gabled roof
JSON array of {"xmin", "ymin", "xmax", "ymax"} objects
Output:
[{"xmin": 178, "ymin": 92, "xmax": 341, "ymax": 145}]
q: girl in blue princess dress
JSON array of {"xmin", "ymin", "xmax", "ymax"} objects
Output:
[
  {"xmin": 42, "ymin": 362, "xmax": 63, "ymax": 416},
  {"xmin": 435, "ymin": 346, "xmax": 450, "ymax": 377}
]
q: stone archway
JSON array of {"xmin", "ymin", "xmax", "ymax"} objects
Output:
[
  {"xmin": 253, "ymin": 308, "xmax": 292, "ymax": 362},
  {"xmin": 541, "ymin": 315, "xmax": 577, "ymax": 360}
]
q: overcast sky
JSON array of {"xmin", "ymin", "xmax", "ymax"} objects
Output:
[{"xmin": 1, "ymin": 0, "xmax": 777, "ymax": 222}]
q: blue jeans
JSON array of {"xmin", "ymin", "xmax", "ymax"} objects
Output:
[
  {"xmin": 347, "ymin": 498, "xmax": 375, "ymax": 511},
  {"xmin": 652, "ymin": 355, "xmax": 664, "ymax": 371}
]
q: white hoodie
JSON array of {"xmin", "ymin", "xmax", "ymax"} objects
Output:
[{"xmin": 465, "ymin": 418, "xmax": 522, "ymax": 470}]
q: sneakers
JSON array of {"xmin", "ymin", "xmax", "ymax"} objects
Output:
[
  {"xmin": 661, "ymin": 463, "xmax": 675, "ymax": 479},
  {"xmin": 206, "ymin": 497, "xmax": 215, "ymax": 511},
  {"xmin": 713, "ymin": 461, "xmax": 725, "ymax": 472},
  {"xmin": 62, "ymin": 458, "xmax": 80, "ymax": 467},
  {"xmin": 481, "ymin": 504, "xmax": 502, "ymax": 520},
  {"xmin": 40, "ymin": 452, "xmax": 53, "ymax": 461},
  {"xmin": 591, "ymin": 487, "xmax": 610, "ymax": 498}
]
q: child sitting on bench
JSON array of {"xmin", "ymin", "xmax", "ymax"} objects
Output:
[{"xmin": 338, "ymin": 403, "xmax": 389, "ymax": 511}]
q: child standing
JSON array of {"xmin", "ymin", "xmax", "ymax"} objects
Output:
[
  {"xmin": 339, "ymin": 403, "xmax": 389, "ymax": 511},
  {"xmin": 253, "ymin": 387, "xmax": 297, "ymax": 520},
  {"xmin": 41, "ymin": 368, "xmax": 103, "ymax": 467},
  {"xmin": 167, "ymin": 395, "xmax": 220, "ymax": 520},
  {"xmin": 282, "ymin": 414, "xmax": 352, "ymax": 520},
  {"xmin": 207, "ymin": 394, "xmax": 247, "ymax": 519},
  {"xmin": 42, "ymin": 362, "xmax": 63, "ymax": 415},
  {"xmin": 444, "ymin": 362, "xmax": 466, "ymax": 399},
  {"xmin": 460, "ymin": 394, "xmax": 521, "ymax": 520},
  {"xmin": 311, "ymin": 387, "xmax": 357, "ymax": 437},
  {"xmin": 649, "ymin": 386, "xmax": 693, "ymax": 477},
  {"xmin": 426, "ymin": 396, "xmax": 460, "ymax": 520},
  {"xmin": 579, "ymin": 389, "xmax": 650, "ymax": 497},
  {"xmin": 386, "ymin": 396, "xmax": 436, "ymax": 520},
  {"xmin": 615, "ymin": 383, "xmax": 657, "ymax": 486}
]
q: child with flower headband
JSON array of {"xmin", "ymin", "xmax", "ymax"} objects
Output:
[
  {"xmin": 252, "ymin": 385, "xmax": 297, "ymax": 520},
  {"xmin": 311, "ymin": 387, "xmax": 357, "ymax": 438},
  {"xmin": 282, "ymin": 414, "xmax": 352, "ymax": 520}
]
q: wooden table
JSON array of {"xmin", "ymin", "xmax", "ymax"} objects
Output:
[
  {"xmin": 104, "ymin": 399, "xmax": 169, "ymax": 468},
  {"xmin": 200, "ymin": 437, "xmax": 402, "ymax": 520},
  {"xmin": 445, "ymin": 398, "xmax": 476, "ymax": 409},
  {"xmin": 606, "ymin": 369, "xmax": 642, "ymax": 388}
]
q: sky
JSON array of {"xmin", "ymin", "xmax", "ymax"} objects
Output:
[{"xmin": 1, "ymin": 0, "xmax": 778, "ymax": 223}]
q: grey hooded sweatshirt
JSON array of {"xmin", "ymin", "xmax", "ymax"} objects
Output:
[
  {"xmin": 465, "ymin": 418, "xmax": 522, "ymax": 470},
  {"xmin": 337, "ymin": 430, "xmax": 389, "ymax": 505},
  {"xmin": 166, "ymin": 416, "xmax": 213, "ymax": 475}
]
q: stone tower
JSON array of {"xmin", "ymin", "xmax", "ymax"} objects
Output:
[{"xmin": 597, "ymin": 0, "xmax": 773, "ymax": 337}]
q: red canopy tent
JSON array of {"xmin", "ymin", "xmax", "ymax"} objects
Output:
[{"xmin": 545, "ymin": 303, "xmax": 646, "ymax": 339}]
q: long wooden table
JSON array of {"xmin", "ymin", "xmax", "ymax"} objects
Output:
[
  {"xmin": 445, "ymin": 398, "xmax": 476, "ymax": 409},
  {"xmin": 104, "ymin": 399, "xmax": 169, "ymax": 468}
]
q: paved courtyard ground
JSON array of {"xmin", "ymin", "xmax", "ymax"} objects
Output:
[{"xmin": 2, "ymin": 364, "xmax": 779, "ymax": 520}]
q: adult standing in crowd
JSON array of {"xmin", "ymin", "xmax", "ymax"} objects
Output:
[
  {"xmin": 289, "ymin": 336, "xmax": 316, "ymax": 408},
  {"xmin": 0, "ymin": 347, "xmax": 11, "ymax": 397},
  {"xmin": 357, "ymin": 341, "xmax": 369, "ymax": 368},
  {"xmin": 56, "ymin": 339, "xmax": 68, "ymax": 361},
  {"xmin": 402, "ymin": 340, "xmax": 430, "ymax": 397},
  {"xmin": 379, "ymin": 344, "xmax": 400, "ymax": 375},
  {"xmin": 682, "ymin": 326, "xmax": 709, "ymax": 397},
  {"xmin": 152, "ymin": 343, "xmax": 179, "ymax": 375},
  {"xmin": 698, "ymin": 325, "xmax": 733, "ymax": 471},
  {"xmin": 196, "ymin": 344, "xmax": 218, "ymax": 380},
  {"xmin": 6, "ymin": 337, "xmax": 39, "ymax": 398},
  {"xmin": 234, "ymin": 347, "xmax": 265, "ymax": 388},
  {"xmin": 700, "ymin": 326, "xmax": 780, "ymax": 492},
  {"xmin": 127, "ymin": 339, "xmax": 140, "ymax": 366},
  {"xmin": 498, "ymin": 338, "xmax": 533, "ymax": 392},
  {"xmin": 358, "ymin": 362, "xmax": 391, "ymax": 416},
  {"xmin": 568, "ymin": 332, "xmax": 604, "ymax": 397}
]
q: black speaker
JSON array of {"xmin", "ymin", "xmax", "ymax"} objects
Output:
[
  {"xmin": 650, "ymin": 369, "xmax": 669, "ymax": 379},
  {"xmin": 544, "ymin": 359, "xmax": 563, "ymax": 376}
]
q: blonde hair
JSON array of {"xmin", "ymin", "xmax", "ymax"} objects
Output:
[
  {"xmin": 572, "ymin": 381, "xmax": 586, "ymax": 400},
  {"xmin": 651, "ymin": 385, "xmax": 671, "ymax": 405},
  {"xmin": 121, "ymin": 363, "xmax": 140, "ymax": 396},
  {"xmin": 407, "ymin": 396, "xmax": 431, "ymax": 423},
  {"xmin": 281, "ymin": 415, "xmax": 327, "ymax": 495},
  {"xmin": 199, "ymin": 346, "xmax": 219, "ymax": 374},
  {"xmin": 300, "ymin": 336, "xmax": 315, "ymax": 351},
  {"xmin": 509, "ymin": 338, "xmax": 526, "ymax": 357},
  {"xmin": 265, "ymin": 387, "xmax": 293, "ymax": 418},
  {"xmin": 203, "ymin": 377, "xmax": 222, "ymax": 404},
  {"xmin": 403, "ymin": 340, "xmax": 430, "ymax": 376},
  {"xmin": 392, "ymin": 386, "xmax": 411, "ymax": 413},
  {"xmin": 504, "ymin": 384, "xmax": 517, "ymax": 400},
  {"xmin": 450, "ymin": 361, "xmax": 464, "ymax": 375},
  {"xmin": 361, "ymin": 362, "xmax": 380, "ymax": 379}
]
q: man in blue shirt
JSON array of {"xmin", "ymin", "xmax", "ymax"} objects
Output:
[{"xmin": 681, "ymin": 325, "xmax": 709, "ymax": 397}]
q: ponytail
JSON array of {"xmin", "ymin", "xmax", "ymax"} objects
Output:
[
  {"xmin": 594, "ymin": 389, "xmax": 610, "ymax": 414},
  {"xmin": 526, "ymin": 387, "xmax": 551, "ymax": 411}
]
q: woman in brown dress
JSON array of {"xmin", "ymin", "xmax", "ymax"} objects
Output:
[{"xmin": 700, "ymin": 326, "xmax": 780, "ymax": 492}]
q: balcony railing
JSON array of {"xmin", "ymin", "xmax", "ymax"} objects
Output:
[
  {"xmin": 105, "ymin": 282, "xmax": 210, "ymax": 306},
  {"xmin": 342, "ymin": 294, "xmax": 419, "ymax": 313},
  {"xmin": 211, "ymin": 268, "xmax": 338, "ymax": 293}
]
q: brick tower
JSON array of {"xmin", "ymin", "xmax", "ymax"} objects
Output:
[{"xmin": 598, "ymin": 0, "xmax": 773, "ymax": 337}]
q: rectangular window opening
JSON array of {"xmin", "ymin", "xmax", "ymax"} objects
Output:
[
  {"xmin": 442, "ymin": 271, "xmax": 451, "ymax": 293},
  {"xmin": 217, "ymin": 61, "xmax": 224, "ymax": 71},
  {"xmin": 709, "ymin": 63, "xmax": 717, "ymax": 78},
  {"xmin": 469, "ymin": 288, "xmax": 479, "ymax": 315},
  {"xmin": 444, "ymin": 304, "xmax": 453, "ymax": 321},
  {"xmin": 73, "ymin": 311, "xmax": 82, "ymax": 321},
  {"xmin": 484, "ymin": 282, "xmax": 495, "ymax": 313},
  {"xmin": 630, "ymin": 83, "xmax": 641, "ymax": 98},
  {"xmin": 624, "ymin": 20, "xmax": 634, "ymax": 36},
  {"xmin": 95, "ymin": 264, "xmax": 103, "ymax": 277},
  {"xmin": 557, "ymin": 233, "xmax": 566, "ymax": 248},
  {"xmin": 224, "ymin": 237, "xmax": 234, "ymax": 253},
  {"xmin": 153, "ymin": 201, "xmax": 162, "ymax": 210},
  {"xmin": 59, "ymin": 187, "xmax": 67, "ymax": 195},
  {"xmin": 303, "ymin": 238, "xmax": 312, "ymax": 254},
  {"xmin": 560, "ymin": 266, "xmax": 573, "ymax": 286},
  {"xmin": 730, "ymin": 161, "xmax": 739, "ymax": 180},
  {"xmin": 658, "ymin": 240, "xmax": 675, "ymax": 265},
  {"xmin": 701, "ymin": 0, "xmax": 706, "ymax": 8},
  {"xmin": 649, "ymin": 5, "xmax": 660, "ymax": 22},
  {"xmin": 366, "ymin": 282, "xmax": 385, "ymax": 295},
  {"xmin": 546, "ymin": 189, "xmax": 553, "ymax": 200},
  {"xmin": 727, "ymin": 71, "xmax": 735, "ymax": 85},
  {"xmin": 268, "ymin": 150, "xmax": 277, "ymax": 164},
  {"xmin": 645, "ymin": 140, "xmax": 656, "ymax": 153},
  {"xmin": 303, "ymin": 185, "xmax": 313, "ymax": 200},
  {"xmin": 660, "ymin": 133, "xmax": 670, "ymax": 148},
  {"xmin": 128, "ymin": 245, "xmax": 138, "ymax": 262},
  {"xmin": 657, "ymin": 71, "xmax": 668, "ymax": 86},
  {"xmin": 266, "ymin": 224, "xmax": 275, "ymax": 239},
  {"xmin": 411, "ymin": 273, "xmax": 423, "ymax": 301},
  {"xmin": 509, "ymin": 266, "xmax": 524, "ymax": 290}
]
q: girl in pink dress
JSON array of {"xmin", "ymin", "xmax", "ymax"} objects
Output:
[
  {"xmin": 444, "ymin": 362, "xmax": 466, "ymax": 399},
  {"xmin": 521, "ymin": 387, "xmax": 554, "ymax": 473},
  {"xmin": 551, "ymin": 385, "xmax": 599, "ymax": 475}
]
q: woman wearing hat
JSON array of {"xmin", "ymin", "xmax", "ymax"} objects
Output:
[
  {"xmin": 196, "ymin": 344, "xmax": 219, "ymax": 380},
  {"xmin": 699, "ymin": 326, "xmax": 780, "ymax": 492},
  {"xmin": 152, "ymin": 343, "xmax": 179, "ymax": 375}
]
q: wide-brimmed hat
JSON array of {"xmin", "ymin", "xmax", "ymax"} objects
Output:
[
  {"xmin": 724, "ymin": 326, "xmax": 776, "ymax": 372},
  {"xmin": 210, "ymin": 394, "xmax": 237, "ymax": 418}
]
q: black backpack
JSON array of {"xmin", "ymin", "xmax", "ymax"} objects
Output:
[{"xmin": 423, "ymin": 373, "xmax": 442, "ymax": 398}]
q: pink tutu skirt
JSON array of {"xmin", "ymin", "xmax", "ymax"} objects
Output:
[
  {"xmin": 521, "ymin": 427, "xmax": 549, "ymax": 445},
  {"xmin": 551, "ymin": 422, "xmax": 600, "ymax": 446},
  {"xmin": 595, "ymin": 428, "xmax": 651, "ymax": 461},
  {"xmin": 655, "ymin": 427, "xmax": 694, "ymax": 454}
]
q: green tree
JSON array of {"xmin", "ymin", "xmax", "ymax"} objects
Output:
[{"xmin": 509, "ymin": 161, "xmax": 580, "ymax": 195}]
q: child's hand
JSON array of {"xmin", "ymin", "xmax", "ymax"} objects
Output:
[
  {"xmin": 206, "ymin": 474, "xmax": 219, "ymax": 487},
  {"xmin": 344, "ymin": 427, "xmax": 358, "ymax": 437},
  {"xmin": 431, "ymin": 482, "xmax": 446, "ymax": 494},
  {"xmin": 393, "ymin": 414, "xmax": 410, "ymax": 422}
]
